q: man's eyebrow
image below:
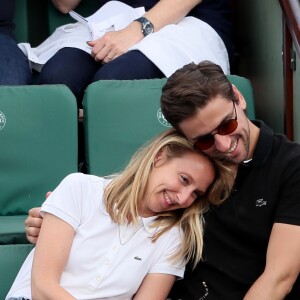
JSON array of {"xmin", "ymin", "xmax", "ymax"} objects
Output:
[{"xmin": 192, "ymin": 106, "xmax": 234, "ymax": 140}]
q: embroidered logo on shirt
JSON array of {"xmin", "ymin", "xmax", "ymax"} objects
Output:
[
  {"xmin": 134, "ymin": 256, "xmax": 142, "ymax": 261},
  {"xmin": 256, "ymin": 199, "xmax": 267, "ymax": 207}
]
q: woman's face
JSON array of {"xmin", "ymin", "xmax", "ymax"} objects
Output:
[{"xmin": 139, "ymin": 151, "xmax": 215, "ymax": 217}]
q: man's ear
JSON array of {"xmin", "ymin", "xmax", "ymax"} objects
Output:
[
  {"xmin": 232, "ymin": 84, "xmax": 247, "ymax": 110},
  {"xmin": 153, "ymin": 148, "xmax": 167, "ymax": 167}
]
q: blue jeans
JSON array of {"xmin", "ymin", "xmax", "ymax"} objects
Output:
[
  {"xmin": 0, "ymin": 34, "xmax": 32, "ymax": 85},
  {"xmin": 38, "ymin": 48, "xmax": 164, "ymax": 107}
]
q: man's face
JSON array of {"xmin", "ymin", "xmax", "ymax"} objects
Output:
[{"xmin": 179, "ymin": 95, "xmax": 251, "ymax": 164}]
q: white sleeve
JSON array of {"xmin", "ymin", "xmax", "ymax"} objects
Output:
[
  {"xmin": 40, "ymin": 173, "xmax": 87, "ymax": 230},
  {"xmin": 149, "ymin": 228, "xmax": 185, "ymax": 278}
]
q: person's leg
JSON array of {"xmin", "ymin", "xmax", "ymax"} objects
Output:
[
  {"xmin": 0, "ymin": 34, "xmax": 32, "ymax": 85},
  {"xmin": 38, "ymin": 48, "xmax": 100, "ymax": 107},
  {"xmin": 93, "ymin": 50, "xmax": 165, "ymax": 81}
]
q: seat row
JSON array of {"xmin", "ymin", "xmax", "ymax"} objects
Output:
[{"xmin": 0, "ymin": 76, "xmax": 255, "ymax": 299}]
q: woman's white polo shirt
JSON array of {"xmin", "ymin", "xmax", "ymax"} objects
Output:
[{"xmin": 6, "ymin": 173, "xmax": 184, "ymax": 300}]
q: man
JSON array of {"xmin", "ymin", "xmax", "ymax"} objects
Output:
[
  {"xmin": 161, "ymin": 61, "xmax": 300, "ymax": 299},
  {"xmin": 25, "ymin": 61, "xmax": 300, "ymax": 299}
]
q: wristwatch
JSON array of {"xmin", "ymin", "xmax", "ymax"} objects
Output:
[{"xmin": 134, "ymin": 17, "xmax": 154, "ymax": 37}]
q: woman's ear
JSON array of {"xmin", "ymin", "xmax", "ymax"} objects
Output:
[{"xmin": 153, "ymin": 148, "xmax": 167, "ymax": 167}]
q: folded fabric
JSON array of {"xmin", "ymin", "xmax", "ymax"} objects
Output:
[
  {"xmin": 130, "ymin": 17, "xmax": 230, "ymax": 76},
  {"xmin": 18, "ymin": 2, "xmax": 229, "ymax": 75},
  {"xmin": 18, "ymin": 1, "xmax": 144, "ymax": 72},
  {"xmin": 69, "ymin": 0, "xmax": 145, "ymax": 39}
]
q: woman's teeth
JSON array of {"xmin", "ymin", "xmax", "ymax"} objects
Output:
[{"xmin": 164, "ymin": 192, "xmax": 172, "ymax": 205}]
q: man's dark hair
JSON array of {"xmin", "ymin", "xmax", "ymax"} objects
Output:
[{"xmin": 161, "ymin": 61, "xmax": 236, "ymax": 130}]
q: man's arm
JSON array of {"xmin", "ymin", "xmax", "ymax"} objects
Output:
[
  {"xmin": 51, "ymin": 0, "xmax": 82, "ymax": 14},
  {"xmin": 244, "ymin": 223, "xmax": 300, "ymax": 299}
]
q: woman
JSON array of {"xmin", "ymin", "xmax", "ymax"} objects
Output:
[
  {"xmin": 6, "ymin": 129, "xmax": 233, "ymax": 300},
  {"xmin": 19, "ymin": 0, "xmax": 233, "ymax": 106}
]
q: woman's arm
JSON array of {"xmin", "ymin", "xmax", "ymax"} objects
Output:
[
  {"xmin": 31, "ymin": 212, "xmax": 76, "ymax": 299},
  {"xmin": 133, "ymin": 273, "xmax": 176, "ymax": 300},
  {"xmin": 89, "ymin": 0, "xmax": 202, "ymax": 63},
  {"xmin": 51, "ymin": 0, "xmax": 82, "ymax": 14},
  {"xmin": 143, "ymin": 0, "xmax": 202, "ymax": 31}
]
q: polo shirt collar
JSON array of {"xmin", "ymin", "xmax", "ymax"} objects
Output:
[
  {"xmin": 141, "ymin": 216, "xmax": 158, "ymax": 233},
  {"xmin": 245, "ymin": 120, "xmax": 274, "ymax": 167},
  {"xmin": 117, "ymin": 215, "xmax": 158, "ymax": 234}
]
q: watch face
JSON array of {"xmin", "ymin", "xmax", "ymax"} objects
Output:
[
  {"xmin": 144, "ymin": 23, "xmax": 153, "ymax": 35},
  {"xmin": 135, "ymin": 17, "xmax": 154, "ymax": 37}
]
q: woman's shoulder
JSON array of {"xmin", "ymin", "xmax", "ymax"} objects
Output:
[
  {"xmin": 58, "ymin": 173, "xmax": 110, "ymax": 196},
  {"xmin": 63, "ymin": 172, "xmax": 107, "ymax": 184}
]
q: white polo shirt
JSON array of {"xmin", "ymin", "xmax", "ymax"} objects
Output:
[{"xmin": 6, "ymin": 173, "xmax": 184, "ymax": 300}]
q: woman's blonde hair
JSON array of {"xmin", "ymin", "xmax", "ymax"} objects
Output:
[{"xmin": 104, "ymin": 129, "xmax": 234, "ymax": 268}]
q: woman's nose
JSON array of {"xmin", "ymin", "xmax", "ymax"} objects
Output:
[{"xmin": 176, "ymin": 189, "xmax": 195, "ymax": 206}]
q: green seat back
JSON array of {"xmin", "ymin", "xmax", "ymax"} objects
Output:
[
  {"xmin": 0, "ymin": 244, "xmax": 34, "ymax": 300},
  {"xmin": 83, "ymin": 79, "xmax": 169, "ymax": 176},
  {"xmin": 14, "ymin": 0, "xmax": 49, "ymax": 45},
  {"xmin": 83, "ymin": 76, "xmax": 255, "ymax": 176},
  {"xmin": 14, "ymin": 0, "xmax": 29, "ymax": 43},
  {"xmin": 47, "ymin": 0, "xmax": 100, "ymax": 34},
  {"xmin": 0, "ymin": 216, "xmax": 28, "ymax": 244},
  {"xmin": 228, "ymin": 74, "xmax": 255, "ymax": 119},
  {"xmin": 0, "ymin": 85, "xmax": 78, "ymax": 242}
]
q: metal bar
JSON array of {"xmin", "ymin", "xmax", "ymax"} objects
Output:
[
  {"xmin": 282, "ymin": 21, "xmax": 294, "ymax": 140},
  {"xmin": 279, "ymin": 0, "xmax": 300, "ymax": 57}
]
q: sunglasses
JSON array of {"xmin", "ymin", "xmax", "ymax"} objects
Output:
[{"xmin": 194, "ymin": 101, "xmax": 238, "ymax": 151}]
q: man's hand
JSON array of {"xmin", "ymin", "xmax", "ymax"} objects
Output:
[
  {"xmin": 25, "ymin": 192, "xmax": 52, "ymax": 243},
  {"xmin": 25, "ymin": 207, "xmax": 43, "ymax": 244}
]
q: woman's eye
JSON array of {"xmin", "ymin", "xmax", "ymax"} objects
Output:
[{"xmin": 180, "ymin": 175, "xmax": 190, "ymax": 185}]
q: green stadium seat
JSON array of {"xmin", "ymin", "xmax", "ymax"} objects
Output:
[
  {"xmin": 0, "ymin": 85, "xmax": 78, "ymax": 243},
  {"xmin": 14, "ymin": 0, "xmax": 49, "ymax": 45},
  {"xmin": 0, "ymin": 85, "xmax": 78, "ymax": 299},
  {"xmin": 227, "ymin": 74, "xmax": 255, "ymax": 120},
  {"xmin": 83, "ymin": 76, "xmax": 255, "ymax": 176},
  {"xmin": 14, "ymin": 0, "xmax": 29, "ymax": 43},
  {"xmin": 0, "ymin": 216, "xmax": 29, "ymax": 244},
  {"xmin": 0, "ymin": 244, "xmax": 34, "ymax": 300},
  {"xmin": 83, "ymin": 79, "xmax": 169, "ymax": 176}
]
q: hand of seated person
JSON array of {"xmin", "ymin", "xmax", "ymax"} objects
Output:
[
  {"xmin": 25, "ymin": 192, "xmax": 52, "ymax": 243},
  {"xmin": 87, "ymin": 21, "xmax": 143, "ymax": 64}
]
